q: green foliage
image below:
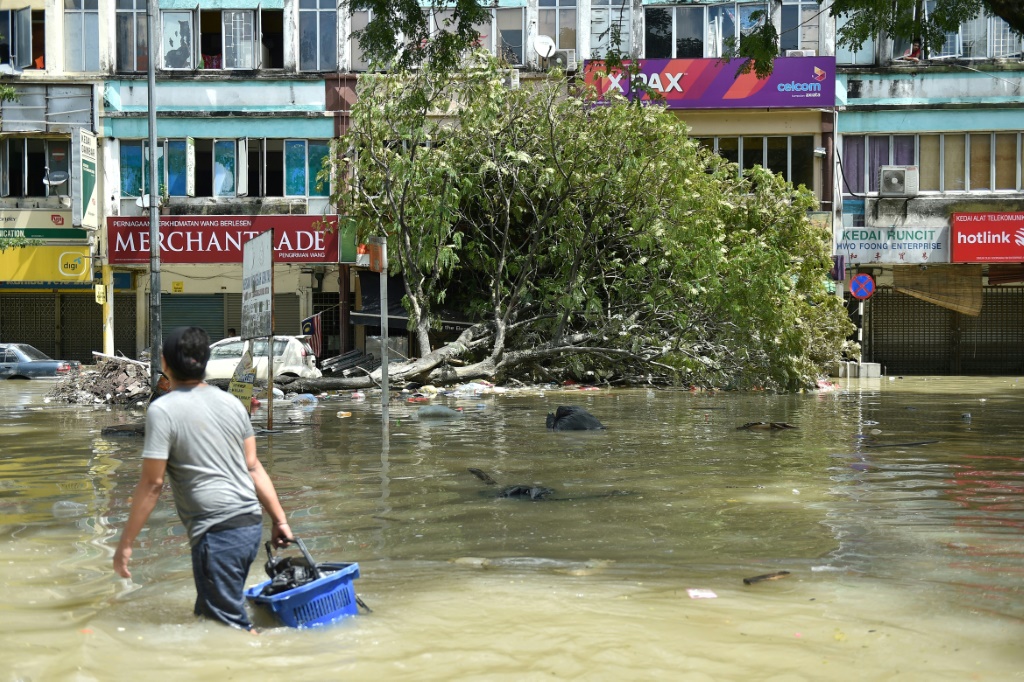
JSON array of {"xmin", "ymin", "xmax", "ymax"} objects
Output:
[
  {"xmin": 351, "ymin": 0, "xmax": 492, "ymax": 72},
  {"xmin": 335, "ymin": 53, "xmax": 853, "ymax": 390},
  {"xmin": 0, "ymin": 236, "xmax": 43, "ymax": 253}
]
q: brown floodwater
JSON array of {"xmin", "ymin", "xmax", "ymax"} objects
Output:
[{"xmin": 1, "ymin": 377, "xmax": 1022, "ymax": 680}]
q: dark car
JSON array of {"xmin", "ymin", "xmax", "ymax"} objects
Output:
[{"xmin": 0, "ymin": 343, "xmax": 81, "ymax": 379}]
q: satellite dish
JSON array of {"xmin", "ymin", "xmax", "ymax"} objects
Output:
[
  {"xmin": 534, "ymin": 35, "xmax": 556, "ymax": 59},
  {"xmin": 42, "ymin": 169, "xmax": 69, "ymax": 186}
]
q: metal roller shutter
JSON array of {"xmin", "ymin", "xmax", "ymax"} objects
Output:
[
  {"xmin": 114, "ymin": 293, "xmax": 138, "ymax": 359},
  {"xmin": 958, "ymin": 287, "xmax": 1024, "ymax": 374},
  {"xmin": 225, "ymin": 292, "xmax": 301, "ymax": 336},
  {"xmin": 867, "ymin": 286, "xmax": 1024, "ymax": 375},
  {"xmin": 60, "ymin": 293, "xmax": 103, "ymax": 365},
  {"xmin": 0, "ymin": 294, "xmax": 57, "ymax": 357},
  {"xmin": 866, "ymin": 288, "xmax": 952, "ymax": 375},
  {"xmin": 159, "ymin": 295, "xmax": 226, "ymax": 341}
]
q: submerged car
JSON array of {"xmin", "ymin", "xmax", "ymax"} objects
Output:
[
  {"xmin": 0, "ymin": 343, "xmax": 82, "ymax": 379},
  {"xmin": 204, "ymin": 336, "xmax": 321, "ymax": 381}
]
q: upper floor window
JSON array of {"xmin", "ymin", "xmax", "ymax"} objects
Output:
[
  {"xmin": 496, "ymin": 8, "xmax": 525, "ymax": 65},
  {"xmin": 835, "ymin": 12, "xmax": 873, "ymax": 65},
  {"xmin": 0, "ymin": 7, "xmax": 39, "ymax": 72},
  {"xmin": 349, "ymin": 9, "xmax": 372, "ymax": 71},
  {"xmin": 65, "ymin": 0, "xmax": 99, "ymax": 72},
  {"xmin": 161, "ymin": 8, "xmax": 281, "ymax": 70},
  {"xmin": 285, "ymin": 140, "xmax": 330, "ymax": 197},
  {"xmin": 706, "ymin": 2, "xmax": 765, "ymax": 58},
  {"xmin": 644, "ymin": 6, "xmax": 703, "ymax": 59},
  {"xmin": 918, "ymin": 4, "xmax": 1022, "ymax": 60},
  {"xmin": 780, "ymin": 0, "xmax": 819, "ymax": 55},
  {"xmin": 538, "ymin": 0, "xmax": 576, "ymax": 53},
  {"xmin": 300, "ymin": 0, "xmax": 337, "ymax": 72},
  {"xmin": 123, "ymin": 138, "xmax": 303, "ymax": 199},
  {"xmin": 841, "ymin": 133, "xmax": 1023, "ymax": 194},
  {"xmin": 1, "ymin": 138, "xmax": 71, "ymax": 198},
  {"xmin": 698, "ymin": 135, "xmax": 815, "ymax": 190},
  {"xmin": 116, "ymin": 0, "xmax": 148, "ymax": 72},
  {"xmin": 591, "ymin": 0, "xmax": 631, "ymax": 57}
]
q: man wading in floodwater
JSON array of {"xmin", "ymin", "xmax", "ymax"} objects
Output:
[{"xmin": 113, "ymin": 326, "xmax": 293, "ymax": 631}]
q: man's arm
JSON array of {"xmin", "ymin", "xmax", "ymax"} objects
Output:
[
  {"xmin": 243, "ymin": 436, "xmax": 293, "ymax": 547},
  {"xmin": 113, "ymin": 457, "xmax": 167, "ymax": 579}
]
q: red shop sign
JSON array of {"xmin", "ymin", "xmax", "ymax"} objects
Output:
[
  {"xmin": 107, "ymin": 215, "xmax": 339, "ymax": 265},
  {"xmin": 951, "ymin": 212, "xmax": 1024, "ymax": 263}
]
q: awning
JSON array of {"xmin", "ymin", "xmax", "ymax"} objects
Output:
[
  {"xmin": 351, "ymin": 271, "xmax": 474, "ymax": 332},
  {"xmin": 892, "ymin": 264, "xmax": 983, "ymax": 317}
]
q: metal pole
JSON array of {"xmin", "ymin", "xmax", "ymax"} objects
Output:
[
  {"xmin": 147, "ymin": 0, "xmax": 161, "ymax": 387},
  {"xmin": 373, "ymin": 236, "xmax": 389, "ymax": 429}
]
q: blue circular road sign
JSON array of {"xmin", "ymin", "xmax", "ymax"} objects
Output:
[{"xmin": 850, "ymin": 273, "xmax": 876, "ymax": 300}]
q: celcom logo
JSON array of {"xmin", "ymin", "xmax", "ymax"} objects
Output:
[
  {"xmin": 1016, "ymin": 227, "xmax": 1024, "ymax": 247},
  {"xmin": 60, "ymin": 252, "xmax": 85, "ymax": 277},
  {"xmin": 813, "ymin": 66, "xmax": 826, "ymax": 82},
  {"xmin": 51, "ymin": 214, "xmax": 65, "ymax": 226},
  {"xmin": 777, "ymin": 80, "xmax": 822, "ymax": 92}
]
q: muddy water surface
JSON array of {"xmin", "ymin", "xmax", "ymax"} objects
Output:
[{"xmin": 1, "ymin": 377, "xmax": 1022, "ymax": 680}]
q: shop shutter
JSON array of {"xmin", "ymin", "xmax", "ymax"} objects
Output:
[
  {"xmin": 0, "ymin": 294, "xmax": 57, "ymax": 357},
  {"xmin": 225, "ymin": 292, "xmax": 301, "ymax": 336},
  {"xmin": 60, "ymin": 293, "xmax": 103, "ymax": 364},
  {"xmin": 159, "ymin": 295, "xmax": 226, "ymax": 341}
]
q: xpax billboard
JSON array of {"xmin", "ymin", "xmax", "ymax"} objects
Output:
[
  {"xmin": 951, "ymin": 213, "xmax": 1024, "ymax": 263},
  {"xmin": 107, "ymin": 215, "xmax": 339, "ymax": 264}
]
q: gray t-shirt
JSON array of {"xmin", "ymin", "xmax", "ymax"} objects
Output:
[{"xmin": 142, "ymin": 385, "xmax": 260, "ymax": 545}]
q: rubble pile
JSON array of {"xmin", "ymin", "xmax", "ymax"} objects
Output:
[{"xmin": 48, "ymin": 358, "xmax": 153, "ymax": 405}]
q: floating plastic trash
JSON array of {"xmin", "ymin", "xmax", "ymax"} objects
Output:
[
  {"xmin": 686, "ymin": 589, "xmax": 717, "ymax": 599},
  {"xmin": 52, "ymin": 500, "xmax": 88, "ymax": 518}
]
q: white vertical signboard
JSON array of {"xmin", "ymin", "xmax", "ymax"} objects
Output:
[
  {"xmin": 242, "ymin": 230, "xmax": 275, "ymax": 427},
  {"xmin": 74, "ymin": 129, "xmax": 100, "ymax": 230},
  {"xmin": 242, "ymin": 231, "xmax": 274, "ymax": 340}
]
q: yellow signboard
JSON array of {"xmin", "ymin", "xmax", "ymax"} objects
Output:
[
  {"xmin": 94, "ymin": 284, "xmax": 106, "ymax": 304},
  {"xmin": 228, "ymin": 344, "xmax": 256, "ymax": 413},
  {"xmin": 172, "ymin": 281, "xmax": 184, "ymax": 293},
  {"xmin": 0, "ymin": 245, "xmax": 93, "ymax": 283}
]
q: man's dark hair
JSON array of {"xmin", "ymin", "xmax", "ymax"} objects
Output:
[{"xmin": 162, "ymin": 326, "xmax": 211, "ymax": 381}]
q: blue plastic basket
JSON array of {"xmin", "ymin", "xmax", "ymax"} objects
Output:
[{"xmin": 246, "ymin": 562, "xmax": 361, "ymax": 628}]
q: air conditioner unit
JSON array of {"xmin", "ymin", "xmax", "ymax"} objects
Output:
[
  {"xmin": 785, "ymin": 49, "xmax": 817, "ymax": 57},
  {"xmin": 878, "ymin": 165, "xmax": 920, "ymax": 198},
  {"xmin": 502, "ymin": 68, "xmax": 520, "ymax": 89},
  {"xmin": 550, "ymin": 49, "xmax": 577, "ymax": 71}
]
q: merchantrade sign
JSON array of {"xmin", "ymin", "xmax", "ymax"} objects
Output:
[
  {"xmin": 951, "ymin": 212, "xmax": 1024, "ymax": 262},
  {"xmin": 583, "ymin": 57, "xmax": 835, "ymax": 109},
  {"xmin": 107, "ymin": 215, "xmax": 339, "ymax": 264}
]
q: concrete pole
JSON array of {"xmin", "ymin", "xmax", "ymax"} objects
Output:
[{"xmin": 147, "ymin": 0, "xmax": 161, "ymax": 387}]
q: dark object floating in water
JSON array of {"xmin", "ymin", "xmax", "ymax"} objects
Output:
[
  {"xmin": 467, "ymin": 468, "xmax": 628, "ymax": 502},
  {"xmin": 737, "ymin": 422, "xmax": 798, "ymax": 431},
  {"xmin": 862, "ymin": 440, "xmax": 940, "ymax": 448},
  {"xmin": 416, "ymin": 405, "xmax": 463, "ymax": 419},
  {"xmin": 546, "ymin": 405, "xmax": 605, "ymax": 431},
  {"xmin": 743, "ymin": 570, "xmax": 791, "ymax": 585},
  {"xmin": 468, "ymin": 467, "xmax": 554, "ymax": 500},
  {"xmin": 101, "ymin": 422, "xmax": 146, "ymax": 437}
]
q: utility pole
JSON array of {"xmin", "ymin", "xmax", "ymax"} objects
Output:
[{"xmin": 147, "ymin": 0, "xmax": 161, "ymax": 387}]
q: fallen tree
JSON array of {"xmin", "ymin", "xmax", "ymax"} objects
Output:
[{"xmin": 325, "ymin": 54, "xmax": 853, "ymax": 391}]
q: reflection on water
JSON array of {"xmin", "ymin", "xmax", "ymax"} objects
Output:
[{"xmin": 1, "ymin": 377, "xmax": 1023, "ymax": 679}]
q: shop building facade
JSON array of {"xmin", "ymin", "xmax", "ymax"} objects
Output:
[
  {"xmin": 835, "ymin": 9, "xmax": 1024, "ymax": 374},
  {"xmin": 4, "ymin": 0, "xmax": 1022, "ymax": 373}
]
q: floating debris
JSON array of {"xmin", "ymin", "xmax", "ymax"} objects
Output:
[
  {"xmin": 743, "ymin": 570, "xmax": 791, "ymax": 585},
  {"xmin": 48, "ymin": 358, "xmax": 153, "ymax": 405}
]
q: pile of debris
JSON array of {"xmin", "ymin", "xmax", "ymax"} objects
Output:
[{"xmin": 48, "ymin": 356, "xmax": 153, "ymax": 405}]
